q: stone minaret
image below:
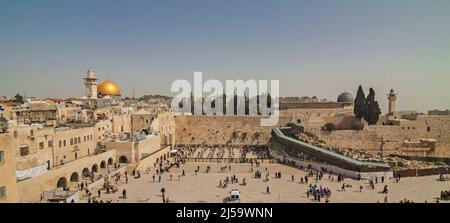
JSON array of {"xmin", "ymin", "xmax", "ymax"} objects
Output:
[
  {"xmin": 387, "ymin": 89, "xmax": 397, "ymax": 115},
  {"xmin": 84, "ymin": 69, "xmax": 98, "ymax": 99}
]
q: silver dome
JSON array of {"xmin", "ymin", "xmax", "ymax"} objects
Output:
[{"xmin": 337, "ymin": 92, "xmax": 354, "ymax": 103}]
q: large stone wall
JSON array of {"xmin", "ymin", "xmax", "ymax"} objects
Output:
[
  {"xmin": 174, "ymin": 115, "xmax": 291, "ymax": 145},
  {"xmin": 310, "ymin": 115, "xmax": 450, "ymax": 157}
]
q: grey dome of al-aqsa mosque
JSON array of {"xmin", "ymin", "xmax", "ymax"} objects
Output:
[{"xmin": 337, "ymin": 92, "xmax": 354, "ymax": 103}]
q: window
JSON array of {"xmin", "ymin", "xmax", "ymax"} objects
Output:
[
  {"xmin": 39, "ymin": 142, "xmax": 44, "ymax": 149},
  {"xmin": 20, "ymin": 146, "xmax": 29, "ymax": 156},
  {"xmin": 427, "ymin": 127, "xmax": 431, "ymax": 132},
  {"xmin": 48, "ymin": 141, "xmax": 53, "ymax": 148},
  {"xmin": 63, "ymin": 140, "xmax": 66, "ymax": 147},
  {"xmin": 84, "ymin": 136, "xmax": 86, "ymax": 142},
  {"xmin": 0, "ymin": 151, "xmax": 4, "ymax": 165},
  {"xmin": 70, "ymin": 138, "xmax": 73, "ymax": 146},
  {"xmin": 78, "ymin": 137, "xmax": 81, "ymax": 144},
  {"xmin": 0, "ymin": 186, "xmax": 5, "ymax": 200}
]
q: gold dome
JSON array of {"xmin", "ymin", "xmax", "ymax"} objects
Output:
[{"xmin": 97, "ymin": 80, "xmax": 121, "ymax": 96}]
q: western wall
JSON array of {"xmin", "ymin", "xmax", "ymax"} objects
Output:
[
  {"xmin": 174, "ymin": 115, "xmax": 292, "ymax": 145},
  {"xmin": 173, "ymin": 111, "xmax": 450, "ymax": 157}
]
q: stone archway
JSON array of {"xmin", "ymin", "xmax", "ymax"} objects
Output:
[
  {"xmin": 70, "ymin": 172, "xmax": 79, "ymax": 182},
  {"xmin": 107, "ymin": 158, "xmax": 113, "ymax": 165},
  {"xmin": 57, "ymin": 177, "xmax": 68, "ymax": 189},
  {"xmin": 91, "ymin": 164, "xmax": 98, "ymax": 173},
  {"xmin": 119, "ymin": 156, "xmax": 129, "ymax": 163},
  {"xmin": 100, "ymin": 160, "xmax": 106, "ymax": 169},
  {"xmin": 82, "ymin": 168, "xmax": 90, "ymax": 178}
]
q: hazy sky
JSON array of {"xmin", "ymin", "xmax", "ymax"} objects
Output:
[{"xmin": 0, "ymin": 0, "xmax": 449, "ymax": 112}]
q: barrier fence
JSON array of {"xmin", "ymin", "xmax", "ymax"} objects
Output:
[
  {"xmin": 185, "ymin": 157, "xmax": 275, "ymax": 164},
  {"xmin": 393, "ymin": 167, "xmax": 450, "ymax": 177}
]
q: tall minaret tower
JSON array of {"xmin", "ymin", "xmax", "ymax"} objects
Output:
[
  {"xmin": 387, "ymin": 89, "xmax": 397, "ymax": 115},
  {"xmin": 84, "ymin": 69, "xmax": 98, "ymax": 99}
]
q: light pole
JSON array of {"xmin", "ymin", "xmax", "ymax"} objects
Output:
[{"xmin": 380, "ymin": 135, "xmax": 385, "ymax": 162}]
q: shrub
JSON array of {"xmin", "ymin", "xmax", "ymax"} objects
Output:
[{"xmin": 322, "ymin": 123, "xmax": 336, "ymax": 131}]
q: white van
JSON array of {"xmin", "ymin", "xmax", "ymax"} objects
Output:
[{"xmin": 227, "ymin": 189, "xmax": 241, "ymax": 203}]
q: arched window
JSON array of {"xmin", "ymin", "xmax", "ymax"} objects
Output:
[
  {"xmin": 70, "ymin": 172, "xmax": 79, "ymax": 182},
  {"xmin": 56, "ymin": 177, "xmax": 68, "ymax": 189}
]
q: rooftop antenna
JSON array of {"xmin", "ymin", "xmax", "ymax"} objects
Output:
[{"xmin": 132, "ymin": 81, "xmax": 135, "ymax": 100}]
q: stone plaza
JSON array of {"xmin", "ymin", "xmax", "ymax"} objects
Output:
[{"xmin": 80, "ymin": 162, "xmax": 450, "ymax": 203}]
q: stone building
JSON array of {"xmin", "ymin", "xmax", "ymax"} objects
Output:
[
  {"xmin": 0, "ymin": 133, "xmax": 19, "ymax": 203},
  {"xmin": 131, "ymin": 110, "xmax": 155, "ymax": 133}
]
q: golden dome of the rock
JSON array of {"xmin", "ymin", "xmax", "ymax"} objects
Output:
[{"xmin": 97, "ymin": 80, "xmax": 121, "ymax": 96}]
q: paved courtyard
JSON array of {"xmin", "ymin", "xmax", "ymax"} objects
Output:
[{"xmin": 80, "ymin": 162, "xmax": 450, "ymax": 203}]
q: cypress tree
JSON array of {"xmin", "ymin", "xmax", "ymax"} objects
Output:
[
  {"xmin": 364, "ymin": 88, "xmax": 381, "ymax": 125},
  {"xmin": 354, "ymin": 85, "xmax": 366, "ymax": 119}
]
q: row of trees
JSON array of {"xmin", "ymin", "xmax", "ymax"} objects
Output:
[
  {"xmin": 354, "ymin": 85, "xmax": 381, "ymax": 125},
  {"xmin": 180, "ymin": 92, "xmax": 272, "ymax": 115}
]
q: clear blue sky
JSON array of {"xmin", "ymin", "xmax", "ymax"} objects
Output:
[{"xmin": 1, "ymin": 0, "xmax": 449, "ymax": 112}]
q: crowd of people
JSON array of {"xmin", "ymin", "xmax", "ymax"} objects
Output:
[
  {"xmin": 173, "ymin": 144, "xmax": 270, "ymax": 160},
  {"xmin": 306, "ymin": 184, "xmax": 332, "ymax": 202}
]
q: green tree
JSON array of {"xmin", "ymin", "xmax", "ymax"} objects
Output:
[
  {"xmin": 364, "ymin": 88, "xmax": 381, "ymax": 125},
  {"xmin": 13, "ymin": 93, "xmax": 24, "ymax": 104},
  {"xmin": 354, "ymin": 85, "xmax": 366, "ymax": 119}
]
